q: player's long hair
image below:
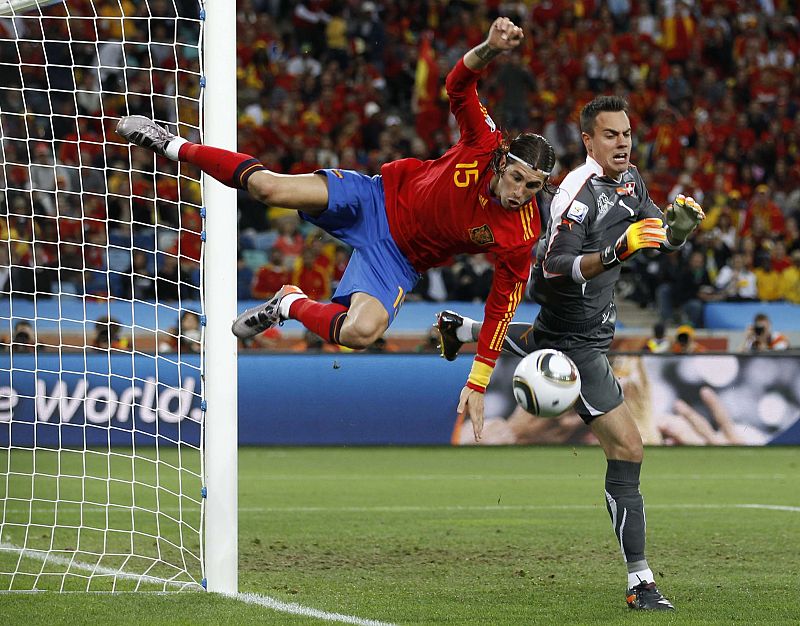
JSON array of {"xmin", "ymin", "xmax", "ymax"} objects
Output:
[{"xmin": 490, "ymin": 132, "xmax": 557, "ymax": 195}]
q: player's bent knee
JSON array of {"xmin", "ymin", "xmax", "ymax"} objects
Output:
[
  {"xmin": 247, "ymin": 171, "xmax": 279, "ymax": 205},
  {"xmin": 617, "ymin": 436, "xmax": 643, "ymax": 462}
]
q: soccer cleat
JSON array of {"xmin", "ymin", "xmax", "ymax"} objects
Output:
[
  {"xmin": 231, "ymin": 285, "xmax": 305, "ymax": 339},
  {"xmin": 435, "ymin": 310, "xmax": 465, "ymax": 361},
  {"xmin": 116, "ymin": 115, "xmax": 178, "ymax": 157},
  {"xmin": 626, "ymin": 581, "xmax": 675, "ymax": 611}
]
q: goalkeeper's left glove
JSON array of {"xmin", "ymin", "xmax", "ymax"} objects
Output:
[{"xmin": 666, "ymin": 194, "xmax": 705, "ymax": 243}]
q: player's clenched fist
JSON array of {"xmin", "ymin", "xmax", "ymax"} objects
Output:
[
  {"xmin": 487, "ymin": 17, "xmax": 524, "ymax": 51},
  {"xmin": 601, "ymin": 217, "xmax": 666, "ymax": 268},
  {"xmin": 666, "ymin": 194, "xmax": 705, "ymax": 242}
]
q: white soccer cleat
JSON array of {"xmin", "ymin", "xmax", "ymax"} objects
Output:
[
  {"xmin": 231, "ymin": 285, "xmax": 306, "ymax": 339},
  {"xmin": 116, "ymin": 115, "xmax": 179, "ymax": 158}
]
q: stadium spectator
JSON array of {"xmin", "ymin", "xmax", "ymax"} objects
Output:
[
  {"xmin": 0, "ymin": 243, "xmax": 39, "ymax": 297},
  {"xmin": 696, "ymin": 228, "xmax": 732, "ymax": 284},
  {"xmin": 271, "ymin": 213, "xmax": 305, "ymax": 267},
  {"xmin": 450, "ymin": 253, "xmax": 494, "ymax": 302},
  {"xmin": 740, "ymin": 184, "xmax": 785, "ymax": 236},
  {"xmin": 494, "ymin": 51, "xmax": 538, "ymax": 133},
  {"xmin": 435, "ymin": 95, "xmax": 705, "ymax": 611},
  {"xmin": 642, "ymin": 321, "xmax": 670, "ymax": 354},
  {"xmin": 10, "ymin": 320, "xmax": 35, "ymax": 354},
  {"xmin": 754, "ymin": 251, "xmax": 783, "ymax": 302},
  {"xmin": 542, "ymin": 106, "xmax": 582, "ymax": 170},
  {"xmin": 782, "ymin": 250, "xmax": 800, "ymax": 304},
  {"xmin": 251, "ymin": 248, "xmax": 291, "ymax": 301},
  {"xmin": 159, "ymin": 310, "xmax": 201, "ymax": 354},
  {"xmin": 785, "ymin": 216, "xmax": 800, "ymax": 255},
  {"xmin": 290, "ymin": 329, "xmax": 337, "ymax": 353},
  {"xmin": 741, "ymin": 312, "xmax": 790, "ymax": 352},
  {"xmin": 124, "ymin": 250, "xmax": 156, "ymax": 300},
  {"xmin": 715, "ymin": 252, "xmax": 759, "ymax": 302},
  {"xmin": 415, "ymin": 325, "xmax": 443, "ymax": 354},
  {"xmin": 672, "ymin": 324, "xmax": 704, "ymax": 354},
  {"xmin": 58, "ymin": 244, "xmax": 86, "ymax": 295},
  {"xmin": 91, "ymin": 316, "xmax": 130, "ymax": 351},
  {"xmin": 291, "ymin": 246, "xmax": 330, "ymax": 301},
  {"xmin": 410, "ymin": 265, "xmax": 456, "ymax": 303},
  {"xmin": 770, "ymin": 239, "xmax": 792, "ymax": 273},
  {"xmin": 154, "ymin": 254, "xmax": 191, "ymax": 302},
  {"xmin": 656, "ymin": 249, "xmax": 715, "ymax": 327},
  {"xmin": 11, "ymin": 244, "xmax": 59, "ymax": 300},
  {"xmin": 330, "ymin": 245, "xmax": 351, "ymax": 291},
  {"xmin": 118, "ymin": 17, "xmax": 557, "ymax": 425},
  {"xmin": 711, "ymin": 210, "xmax": 738, "ymax": 254}
]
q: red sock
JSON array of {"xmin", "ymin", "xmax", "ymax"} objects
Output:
[
  {"xmin": 178, "ymin": 143, "xmax": 265, "ymax": 190},
  {"xmin": 289, "ymin": 299, "xmax": 349, "ymax": 344}
]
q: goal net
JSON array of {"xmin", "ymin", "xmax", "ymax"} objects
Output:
[{"xmin": 0, "ymin": 0, "xmax": 231, "ymax": 592}]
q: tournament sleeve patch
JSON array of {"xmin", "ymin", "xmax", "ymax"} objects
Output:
[{"xmin": 566, "ymin": 200, "xmax": 588, "ymax": 224}]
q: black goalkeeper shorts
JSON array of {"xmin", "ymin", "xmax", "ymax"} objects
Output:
[{"xmin": 531, "ymin": 303, "xmax": 623, "ymax": 424}]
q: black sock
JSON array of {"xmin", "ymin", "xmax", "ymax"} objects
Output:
[{"xmin": 605, "ymin": 459, "xmax": 647, "ymax": 570}]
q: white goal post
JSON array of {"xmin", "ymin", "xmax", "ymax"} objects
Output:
[
  {"xmin": 0, "ymin": 0, "xmax": 237, "ymax": 593},
  {"xmin": 201, "ymin": 0, "xmax": 237, "ymax": 595}
]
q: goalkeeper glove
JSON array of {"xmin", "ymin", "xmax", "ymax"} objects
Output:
[
  {"xmin": 666, "ymin": 194, "xmax": 705, "ymax": 242},
  {"xmin": 600, "ymin": 217, "xmax": 666, "ymax": 268}
]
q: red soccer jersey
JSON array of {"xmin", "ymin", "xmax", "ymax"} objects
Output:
[{"xmin": 382, "ymin": 59, "xmax": 541, "ymax": 389}]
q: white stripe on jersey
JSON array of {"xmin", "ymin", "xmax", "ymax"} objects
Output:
[{"xmin": 542, "ymin": 156, "xmax": 603, "ymax": 278}]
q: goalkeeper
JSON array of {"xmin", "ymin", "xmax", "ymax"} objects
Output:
[{"xmin": 437, "ymin": 96, "xmax": 704, "ymax": 612}]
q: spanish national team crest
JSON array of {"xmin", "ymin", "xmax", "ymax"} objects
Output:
[{"xmin": 469, "ymin": 224, "xmax": 495, "ymax": 245}]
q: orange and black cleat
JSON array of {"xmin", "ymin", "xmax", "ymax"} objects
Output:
[{"xmin": 626, "ymin": 581, "xmax": 675, "ymax": 611}]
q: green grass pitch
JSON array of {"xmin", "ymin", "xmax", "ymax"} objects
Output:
[{"xmin": 2, "ymin": 446, "xmax": 799, "ymax": 625}]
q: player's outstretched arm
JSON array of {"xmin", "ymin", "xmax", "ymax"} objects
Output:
[
  {"xmin": 577, "ymin": 217, "xmax": 667, "ymax": 280},
  {"xmin": 463, "ymin": 17, "xmax": 524, "ymax": 72}
]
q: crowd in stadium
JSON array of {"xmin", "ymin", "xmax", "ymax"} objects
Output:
[{"xmin": 1, "ymin": 0, "xmax": 799, "ymax": 331}]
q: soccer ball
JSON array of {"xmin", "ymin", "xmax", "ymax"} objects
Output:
[{"xmin": 512, "ymin": 349, "xmax": 581, "ymax": 417}]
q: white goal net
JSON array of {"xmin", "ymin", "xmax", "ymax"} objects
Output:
[{"xmin": 0, "ymin": 0, "xmax": 212, "ymax": 591}]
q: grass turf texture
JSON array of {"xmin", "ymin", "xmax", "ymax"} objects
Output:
[{"xmin": 1, "ymin": 446, "xmax": 799, "ymax": 625}]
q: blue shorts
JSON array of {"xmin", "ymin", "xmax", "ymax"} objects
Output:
[{"xmin": 300, "ymin": 169, "xmax": 420, "ymax": 324}]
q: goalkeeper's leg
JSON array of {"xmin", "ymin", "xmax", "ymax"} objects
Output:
[
  {"xmin": 590, "ymin": 405, "xmax": 674, "ymax": 610},
  {"xmin": 116, "ymin": 115, "xmax": 328, "ymax": 215}
]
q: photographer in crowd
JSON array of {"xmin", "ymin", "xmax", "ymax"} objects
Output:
[
  {"xmin": 741, "ymin": 312, "xmax": 789, "ymax": 352},
  {"xmin": 11, "ymin": 320, "xmax": 35, "ymax": 354}
]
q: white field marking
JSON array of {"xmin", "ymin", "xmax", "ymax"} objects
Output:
[
  {"xmin": 241, "ymin": 473, "xmax": 792, "ymax": 481},
  {"xmin": 229, "ymin": 592, "xmax": 396, "ymax": 626},
  {"xmin": 0, "ymin": 543, "xmax": 396, "ymax": 626},
  {"xmin": 239, "ymin": 503, "xmax": 800, "ymax": 514},
  {"xmin": 735, "ymin": 504, "xmax": 800, "ymax": 513},
  {"xmin": 3, "ymin": 503, "xmax": 800, "ymax": 515},
  {"xmin": 0, "ymin": 542, "xmax": 200, "ymax": 590}
]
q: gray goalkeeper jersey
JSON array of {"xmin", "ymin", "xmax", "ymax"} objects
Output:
[{"xmin": 531, "ymin": 156, "xmax": 666, "ymax": 327}]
